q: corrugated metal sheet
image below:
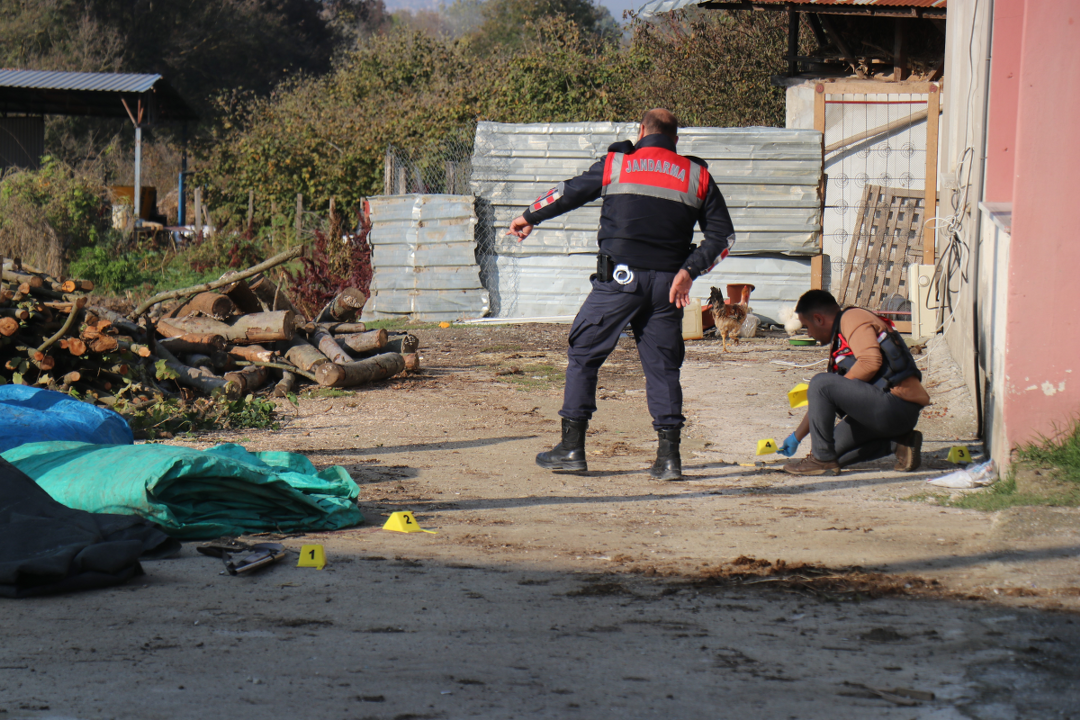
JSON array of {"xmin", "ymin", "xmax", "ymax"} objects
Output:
[
  {"xmin": 471, "ymin": 121, "xmax": 821, "ymax": 321},
  {"xmin": 0, "ymin": 116, "xmax": 44, "ymax": 171},
  {"xmin": 0, "ymin": 70, "xmax": 161, "ymax": 94},
  {"xmin": 488, "ymin": 252, "xmax": 809, "ymax": 322},
  {"xmin": 638, "ymin": 0, "xmax": 945, "ymax": 18},
  {"xmin": 472, "ymin": 122, "xmax": 822, "ymax": 257},
  {"xmin": 363, "ymin": 194, "xmax": 488, "ymax": 322}
]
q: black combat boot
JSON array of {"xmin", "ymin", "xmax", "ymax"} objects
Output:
[
  {"xmin": 535, "ymin": 418, "xmax": 588, "ymax": 472},
  {"xmin": 649, "ymin": 427, "xmax": 682, "ymax": 480}
]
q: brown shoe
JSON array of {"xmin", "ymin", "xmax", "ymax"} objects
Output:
[
  {"xmin": 783, "ymin": 455, "xmax": 840, "ymax": 476},
  {"xmin": 894, "ymin": 430, "xmax": 923, "ymax": 472}
]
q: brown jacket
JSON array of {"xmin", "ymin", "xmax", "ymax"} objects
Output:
[{"xmin": 838, "ymin": 308, "xmax": 931, "ymax": 406}]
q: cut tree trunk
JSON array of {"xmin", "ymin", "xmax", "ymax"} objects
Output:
[
  {"xmin": 312, "ymin": 328, "xmax": 351, "ymax": 365},
  {"xmin": 88, "ymin": 306, "xmax": 144, "ymax": 337},
  {"xmin": 403, "ymin": 353, "xmax": 420, "ymax": 372},
  {"xmin": 284, "ymin": 335, "xmax": 330, "ymax": 373},
  {"xmin": 154, "ymin": 343, "xmax": 236, "ymax": 397},
  {"xmin": 88, "ymin": 336, "xmax": 119, "ymax": 354},
  {"xmin": 223, "ymin": 365, "xmax": 271, "ymax": 394},
  {"xmin": 336, "ymin": 329, "xmax": 387, "ymax": 354},
  {"xmin": 271, "ymin": 371, "xmax": 297, "ymax": 398},
  {"xmin": 159, "ymin": 333, "xmax": 227, "ymax": 355},
  {"xmin": 159, "ymin": 311, "xmax": 294, "ymax": 344},
  {"xmin": 0, "ymin": 317, "xmax": 19, "ymax": 336},
  {"xmin": 219, "ymin": 276, "xmax": 263, "ymax": 314},
  {"xmin": 315, "ymin": 353, "xmax": 405, "ymax": 388},
  {"xmin": 61, "ymin": 279, "xmax": 94, "ymax": 293},
  {"xmin": 315, "ymin": 288, "xmax": 367, "ymax": 323},
  {"xmin": 60, "ymin": 337, "xmax": 87, "ymax": 356},
  {"xmin": 227, "ymin": 310, "xmax": 295, "ymax": 344},
  {"xmin": 319, "ymin": 322, "xmax": 367, "ymax": 335},
  {"xmin": 1, "ymin": 269, "xmax": 43, "ymax": 289},
  {"xmin": 184, "ymin": 353, "xmax": 215, "ymax": 369},
  {"xmin": 176, "ymin": 292, "xmax": 235, "ymax": 320},
  {"xmin": 0, "ymin": 308, "xmax": 30, "ymax": 321},
  {"xmin": 249, "ymin": 275, "xmax": 302, "ymax": 317},
  {"xmin": 227, "ymin": 344, "xmax": 276, "ymax": 364}
]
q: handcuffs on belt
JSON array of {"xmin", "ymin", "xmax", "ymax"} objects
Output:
[{"xmin": 597, "ymin": 254, "xmax": 635, "ymax": 285}]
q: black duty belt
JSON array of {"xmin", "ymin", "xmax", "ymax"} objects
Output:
[{"xmin": 596, "ymin": 254, "xmax": 654, "ymax": 284}]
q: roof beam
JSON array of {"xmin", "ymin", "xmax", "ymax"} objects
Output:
[{"xmin": 698, "ymin": 2, "xmax": 947, "ymax": 19}]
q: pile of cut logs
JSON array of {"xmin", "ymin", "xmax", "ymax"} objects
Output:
[{"xmin": 1, "ymin": 250, "xmax": 418, "ymax": 407}]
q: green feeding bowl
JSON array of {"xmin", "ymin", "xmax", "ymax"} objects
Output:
[{"xmin": 788, "ymin": 338, "xmax": 817, "ymax": 346}]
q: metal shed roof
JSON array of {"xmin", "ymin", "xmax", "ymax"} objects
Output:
[
  {"xmin": 639, "ymin": 0, "xmax": 947, "ymax": 19},
  {"xmin": 0, "ymin": 69, "xmax": 198, "ymax": 121}
]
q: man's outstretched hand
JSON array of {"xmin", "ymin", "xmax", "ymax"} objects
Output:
[
  {"xmin": 507, "ymin": 216, "xmax": 533, "ymax": 242},
  {"xmin": 669, "ymin": 269, "xmax": 693, "ymax": 308}
]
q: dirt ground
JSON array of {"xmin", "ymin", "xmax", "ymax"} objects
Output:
[{"xmin": 3, "ymin": 324, "xmax": 1079, "ymax": 719}]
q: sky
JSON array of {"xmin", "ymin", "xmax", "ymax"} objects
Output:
[{"xmin": 383, "ymin": 0, "xmax": 648, "ymax": 22}]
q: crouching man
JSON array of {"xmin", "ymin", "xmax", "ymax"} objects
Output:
[{"xmin": 777, "ymin": 290, "xmax": 929, "ymax": 475}]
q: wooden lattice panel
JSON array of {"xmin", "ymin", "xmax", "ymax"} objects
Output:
[{"xmin": 837, "ymin": 185, "xmax": 925, "ymax": 309}]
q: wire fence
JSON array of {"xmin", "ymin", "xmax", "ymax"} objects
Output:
[{"xmin": 383, "ymin": 132, "xmax": 475, "ymax": 197}]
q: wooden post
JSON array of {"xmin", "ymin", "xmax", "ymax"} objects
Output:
[
  {"xmin": 892, "ymin": 18, "xmax": 909, "ymax": 82},
  {"xmin": 814, "ymin": 85, "xmax": 827, "ymax": 290},
  {"xmin": 295, "ymin": 194, "xmax": 303, "ymax": 240},
  {"xmin": 329, "ymin": 196, "xmax": 335, "ymax": 220},
  {"xmin": 193, "ymin": 187, "xmax": 203, "ymax": 235},
  {"xmin": 396, "ymin": 164, "xmax": 406, "ymax": 195},
  {"xmin": 813, "ymin": 84, "xmax": 826, "ymax": 134},
  {"xmin": 923, "ymin": 84, "xmax": 940, "ymax": 266},
  {"xmin": 787, "ymin": 7, "xmax": 800, "ymax": 77},
  {"xmin": 384, "ymin": 149, "xmax": 393, "ymax": 196},
  {"xmin": 247, "ymin": 190, "xmax": 255, "ymax": 230}
]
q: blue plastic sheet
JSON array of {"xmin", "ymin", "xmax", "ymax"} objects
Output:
[
  {"xmin": 0, "ymin": 386, "xmax": 133, "ymax": 453},
  {"xmin": 2, "ymin": 441, "xmax": 363, "ymax": 539}
]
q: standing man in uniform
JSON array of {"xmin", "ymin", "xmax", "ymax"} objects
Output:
[{"xmin": 507, "ymin": 109, "xmax": 736, "ymax": 481}]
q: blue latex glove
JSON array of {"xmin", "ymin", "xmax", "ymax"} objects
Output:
[{"xmin": 777, "ymin": 433, "xmax": 801, "ymax": 457}]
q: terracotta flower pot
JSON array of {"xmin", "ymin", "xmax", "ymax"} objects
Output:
[{"xmin": 725, "ymin": 283, "xmax": 755, "ymax": 305}]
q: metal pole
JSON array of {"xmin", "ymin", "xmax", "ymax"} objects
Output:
[{"xmin": 134, "ymin": 125, "xmax": 143, "ymax": 221}]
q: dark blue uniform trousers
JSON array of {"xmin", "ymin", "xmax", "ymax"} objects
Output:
[{"xmin": 560, "ymin": 269, "xmax": 685, "ymax": 430}]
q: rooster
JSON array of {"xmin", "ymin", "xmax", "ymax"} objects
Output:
[{"xmin": 709, "ymin": 286, "xmax": 748, "ymax": 352}]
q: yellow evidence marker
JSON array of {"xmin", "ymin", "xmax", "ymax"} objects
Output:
[
  {"xmin": 383, "ymin": 511, "xmax": 436, "ymax": 534},
  {"xmin": 788, "ymin": 383, "xmax": 809, "ymax": 409},
  {"xmin": 947, "ymin": 446, "xmax": 973, "ymax": 464},
  {"xmin": 756, "ymin": 438, "xmax": 778, "ymax": 455},
  {"xmin": 297, "ymin": 544, "xmax": 327, "ymax": 570}
]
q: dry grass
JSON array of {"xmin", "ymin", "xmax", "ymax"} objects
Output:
[{"xmin": 0, "ymin": 200, "xmax": 66, "ymax": 276}]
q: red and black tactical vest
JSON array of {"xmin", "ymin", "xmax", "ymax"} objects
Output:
[
  {"xmin": 829, "ymin": 309, "xmax": 922, "ymax": 391},
  {"xmin": 601, "ymin": 146, "xmax": 710, "ymax": 209}
]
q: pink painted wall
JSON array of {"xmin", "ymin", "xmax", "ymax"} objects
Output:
[
  {"xmin": 1003, "ymin": 0, "xmax": 1080, "ymax": 449},
  {"xmin": 984, "ymin": 0, "xmax": 1024, "ymax": 203}
]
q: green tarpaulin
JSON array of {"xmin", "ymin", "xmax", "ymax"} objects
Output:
[{"xmin": 2, "ymin": 442, "xmax": 363, "ymax": 540}]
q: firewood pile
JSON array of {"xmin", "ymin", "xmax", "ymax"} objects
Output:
[{"xmin": 1, "ymin": 250, "xmax": 419, "ymax": 408}]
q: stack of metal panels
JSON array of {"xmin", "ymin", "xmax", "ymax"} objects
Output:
[
  {"xmin": 471, "ymin": 122, "xmax": 823, "ymax": 322},
  {"xmin": 364, "ymin": 194, "xmax": 488, "ymax": 322}
]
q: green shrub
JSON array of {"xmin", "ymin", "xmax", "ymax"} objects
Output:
[{"xmin": 0, "ymin": 158, "xmax": 110, "ymax": 275}]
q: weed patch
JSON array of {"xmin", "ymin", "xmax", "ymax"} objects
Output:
[
  {"xmin": 120, "ymin": 393, "xmax": 283, "ymax": 439},
  {"xmin": 502, "ymin": 363, "xmax": 564, "ymax": 391},
  {"xmin": 305, "ymin": 387, "xmax": 354, "ymax": 399},
  {"xmin": 905, "ymin": 422, "xmax": 1080, "ymax": 510}
]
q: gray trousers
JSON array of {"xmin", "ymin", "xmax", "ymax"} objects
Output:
[{"xmin": 807, "ymin": 372, "xmax": 923, "ymax": 466}]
